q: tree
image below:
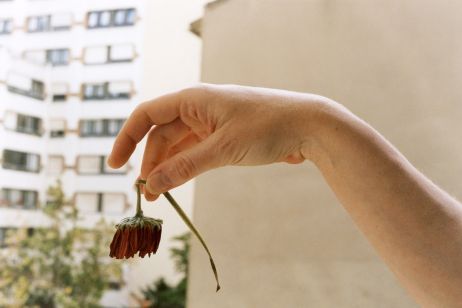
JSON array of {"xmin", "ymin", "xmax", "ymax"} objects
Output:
[
  {"xmin": 142, "ymin": 232, "xmax": 191, "ymax": 308},
  {"xmin": 0, "ymin": 181, "xmax": 122, "ymax": 307}
]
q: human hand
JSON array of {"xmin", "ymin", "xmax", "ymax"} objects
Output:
[{"xmin": 108, "ymin": 84, "xmax": 325, "ymax": 200}]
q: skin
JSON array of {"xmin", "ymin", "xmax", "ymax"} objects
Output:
[{"xmin": 108, "ymin": 84, "xmax": 462, "ymax": 307}]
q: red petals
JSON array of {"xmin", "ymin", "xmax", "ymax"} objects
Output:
[{"xmin": 109, "ymin": 224, "xmax": 162, "ymax": 259}]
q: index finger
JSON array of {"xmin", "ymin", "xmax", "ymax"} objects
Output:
[{"xmin": 107, "ymin": 91, "xmax": 183, "ymax": 168}]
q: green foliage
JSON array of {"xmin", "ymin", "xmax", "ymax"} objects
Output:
[
  {"xmin": 0, "ymin": 181, "xmax": 122, "ymax": 307},
  {"xmin": 142, "ymin": 232, "xmax": 191, "ymax": 308}
]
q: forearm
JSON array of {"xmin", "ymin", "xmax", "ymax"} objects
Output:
[{"xmin": 304, "ymin": 99, "xmax": 462, "ymax": 307}]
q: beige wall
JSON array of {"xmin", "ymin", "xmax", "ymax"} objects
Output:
[{"xmin": 187, "ymin": 0, "xmax": 462, "ymax": 307}]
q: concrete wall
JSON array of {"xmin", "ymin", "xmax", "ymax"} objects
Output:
[{"xmin": 187, "ymin": 0, "xmax": 462, "ymax": 307}]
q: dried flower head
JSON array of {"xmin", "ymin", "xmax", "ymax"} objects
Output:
[{"xmin": 109, "ymin": 216, "xmax": 162, "ymax": 259}]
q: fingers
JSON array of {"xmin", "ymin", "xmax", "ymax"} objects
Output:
[
  {"xmin": 107, "ymin": 91, "xmax": 184, "ymax": 169},
  {"xmin": 145, "ymin": 133, "xmax": 223, "ymax": 195},
  {"xmin": 141, "ymin": 118, "xmax": 191, "ymax": 201}
]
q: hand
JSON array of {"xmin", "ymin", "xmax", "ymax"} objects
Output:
[{"xmin": 108, "ymin": 84, "xmax": 325, "ymax": 200}]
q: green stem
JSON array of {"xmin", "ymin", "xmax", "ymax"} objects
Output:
[
  {"xmin": 163, "ymin": 191, "xmax": 221, "ymax": 292},
  {"xmin": 135, "ymin": 180, "xmax": 143, "ymax": 217},
  {"xmin": 137, "ymin": 179, "xmax": 221, "ymax": 292}
]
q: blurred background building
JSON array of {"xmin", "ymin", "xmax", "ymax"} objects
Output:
[
  {"xmin": 187, "ymin": 0, "xmax": 462, "ymax": 307},
  {"xmin": 0, "ymin": 0, "xmax": 208, "ymax": 306}
]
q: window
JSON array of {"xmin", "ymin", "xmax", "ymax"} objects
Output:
[
  {"xmin": 3, "ymin": 111, "xmax": 42, "ymax": 136},
  {"xmin": 27, "ymin": 13, "xmax": 71, "ymax": 32},
  {"xmin": 27, "ymin": 15, "xmax": 51, "ymax": 32},
  {"xmin": 7, "ymin": 73, "xmax": 45, "ymax": 100},
  {"xmin": 79, "ymin": 119, "xmax": 125, "ymax": 137},
  {"xmin": 77, "ymin": 155, "xmax": 127, "ymax": 174},
  {"xmin": 30, "ymin": 80, "xmax": 45, "ymax": 99},
  {"xmin": 2, "ymin": 149, "xmax": 40, "ymax": 172},
  {"xmin": 82, "ymin": 82, "xmax": 131, "ymax": 100},
  {"xmin": 46, "ymin": 49, "xmax": 69, "ymax": 66},
  {"xmin": 83, "ymin": 46, "xmax": 107, "ymax": 65},
  {"xmin": 75, "ymin": 192, "xmax": 125, "ymax": 214},
  {"xmin": 0, "ymin": 19, "xmax": 12, "ymax": 35},
  {"xmin": 87, "ymin": 8, "xmax": 136, "ymax": 29},
  {"xmin": 24, "ymin": 50, "xmax": 46, "ymax": 65},
  {"xmin": 50, "ymin": 13, "xmax": 72, "ymax": 31},
  {"xmin": 1, "ymin": 188, "xmax": 38, "ymax": 209},
  {"xmin": 46, "ymin": 155, "xmax": 64, "ymax": 175},
  {"xmin": 49, "ymin": 119, "xmax": 66, "ymax": 138},
  {"xmin": 108, "ymin": 81, "xmax": 131, "ymax": 99},
  {"xmin": 16, "ymin": 114, "xmax": 42, "ymax": 136},
  {"xmin": 109, "ymin": 44, "xmax": 134, "ymax": 62},
  {"xmin": 51, "ymin": 83, "xmax": 68, "ymax": 102},
  {"xmin": 83, "ymin": 44, "xmax": 135, "ymax": 64},
  {"xmin": 83, "ymin": 83, "xmax": 106, "ymax": 100}
]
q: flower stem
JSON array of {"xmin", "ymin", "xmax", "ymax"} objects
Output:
[
  {"xmin": 163, "ymin": 191, "xmax": 221, "ymax": 292},
  {"xmin": 135, "ymin": 180, "xmax": 144, "ymax": 217},
  {"xmin": 135, "ymin": 179, "xmax": 221, "ymax": 291}
]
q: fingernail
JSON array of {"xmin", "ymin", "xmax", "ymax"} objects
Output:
[
  {"xmin": 107, "ymin": 155, "xmax": 114, "ymax": 168},
  {"xmin": 147, "ymin": 172, "xmax": 171, "ymax": 194}
]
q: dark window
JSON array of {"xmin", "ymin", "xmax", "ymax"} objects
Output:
[
  {"xmin": 50, "ymin": 130, "xmax": 65, "ymax": 138},
  {"xmin": 108, "ymin": 281, "xmax": 121, "ymax": 290},
  {"xmin": 0, "ymin": 228, "xmax": 9, "ymax": 248},
  {"xmin": 0, "ymin": 19, "xmax": 12, "ymax": 35},
  {"xmin": 27, "ymin": 15, "xmax": 51, "ymax": 33},
  {"xmin": 87, "ymin": 8, "xmax": 136, "ymax": 29},
  {"xmin": 30, "ymin": 80, "xmax": 45, "ymax": 99},
  {"xmin": 2, "ymin": 149, "xmax": 40, "ymax": 173},
  {"xmin": 52, "ymin": 94, "xmax": 67, "ymax": 102},
  {"xmin": 27, "ymin": 228, "xmax": 35, "ymax": 237},
  {"xmin": 83, "ymin": 83, "xmax": 106, "ymax": 100},
  {"xmin": 97, "ymin": 193, "xmax": 103, "ymax": 213},
  {"xmin": 16, "ymin": 114, "xmax": 42, "ymax": 136},
  {"xmin": 79, "ymin": 119, "xmax": 125, "ymax": 137},
  {"xmin": 46, "ymin": 49, "xmax": 69, "ymax": 66},
  {"xmin": 7, "ymin": 79, "xmax": 45, "ymax": 100},
  {"xmin": 1, "ymin": 188, "xmax": 38, "ymax": 209}
]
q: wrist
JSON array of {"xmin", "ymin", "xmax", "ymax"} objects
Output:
[{"xmin": 298, "ymin": 96, "xmax": 343, "ymax": 164}]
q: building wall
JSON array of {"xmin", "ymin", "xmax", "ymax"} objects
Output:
[{"xmin": 187, "ymin": 0, "xmax": 462, "ymax": 307}]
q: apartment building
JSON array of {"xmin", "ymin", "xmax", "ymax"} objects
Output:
[{"xmin": 0, "ymin": 0, "xmax": 146, "ymax": 305}]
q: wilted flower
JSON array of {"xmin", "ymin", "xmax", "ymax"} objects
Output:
[
  {"xmin": 109, "ymin": 216, "xmax": 162, "ymax": 259},
  {"xmin": 109, "ymin": 180, "xmax": 163, "ymax": 259},
  {"xmin": 109, "ymin": 179, "xmax": 221, "ymax": 291}
]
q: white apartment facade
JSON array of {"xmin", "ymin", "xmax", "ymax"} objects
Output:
[{"xmin": 0, "ymin": 0, "xmax": 147, "ymax": 305}]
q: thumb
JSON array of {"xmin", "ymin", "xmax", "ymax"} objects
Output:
[{"xmin": 146, "ymin": 134, "xmax": 223, "ymax": 194}]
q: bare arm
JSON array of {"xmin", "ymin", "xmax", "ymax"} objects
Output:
[
  {"xmin": 306, "ymin": 101, "xmax": 462, "ymax": 307},
  {"xmin": 108, "ymin": 84, "xmax": 462, "ymax": 306}
]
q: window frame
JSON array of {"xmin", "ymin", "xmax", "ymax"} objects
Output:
[
  {"xmin": 27, "ymin": 15, "xmax": 51, "ymax": 33},
  {"xmin": 46, "ymin": 48, "xmax": 70, "ymax": 66},
  {"xmin": 79, "ymin": 119, "xmax": 125, "ymax": 137},
  {"xmin": 0, "ymin": 18, "xmax": 12, "ymax": 35},
  {"xmin": 2, "ymin": 149, "xmax": 41, "ymax": 173},
  {"xmin": 86, "ymin": 8, "xmax": 136, "ymax": 29},
  {"xmin": 49, "ymin": 118, "xmax": 67, "ymax": 138},
  {"xmin": 76, "ymin": 155, "xmax": 127, "ymax": 175},
  {"xmin": 15, "ymin": 113, "xmax": 43, "ymax": 136},
  {"xmin": 1, "ymin": 188, "xmax": 38, "ymax": 209},
  {"xmin": 82, "ymin": 82, "xmax": 131, "ymax": 101},
  {"xmin": 73, "ymin": 192, "xmax": 127, "ymax": 214}
]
